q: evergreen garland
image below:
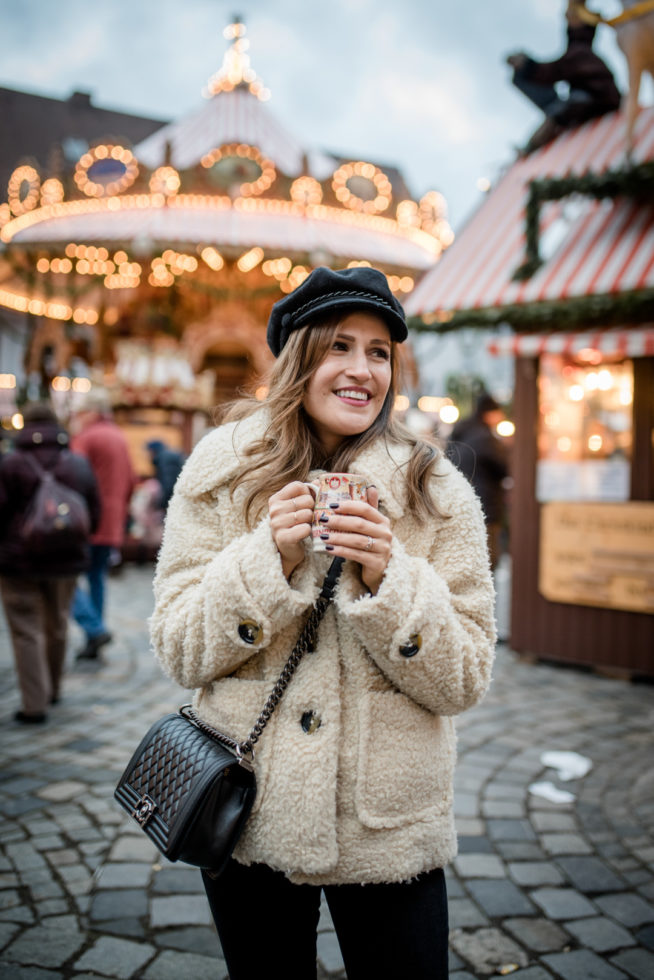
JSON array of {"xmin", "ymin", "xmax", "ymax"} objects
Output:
[
  {"xmin": 513, "ymin": 161, "xmax": 654, "ymax": 281},
  {"xmin": 408, "ymin": 287, "xmax": 654, "ymax": 334}
]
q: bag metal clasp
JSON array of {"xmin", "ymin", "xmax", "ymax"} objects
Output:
[{"xmin": 132, "ymin": 793, "xmax": 157, "ymax": 826}]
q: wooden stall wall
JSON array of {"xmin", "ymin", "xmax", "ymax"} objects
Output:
[{"xmin": 510, "ymin": 355, "xmax": 654, "ymax": 679}]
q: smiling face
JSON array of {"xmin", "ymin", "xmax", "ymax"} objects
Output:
[{"xmin": 301, "ymin": 312, "xmax": 393, "ymax": 455}]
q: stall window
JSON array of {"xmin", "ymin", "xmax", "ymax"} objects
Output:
[{"xmin": 537, "ymin": 354, "xmax": 633, "ymax": 502}]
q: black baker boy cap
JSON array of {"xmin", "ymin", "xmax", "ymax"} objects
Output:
[{"xmin": 266, "ymin": 266, "xmax": 408, "ymax": 356}]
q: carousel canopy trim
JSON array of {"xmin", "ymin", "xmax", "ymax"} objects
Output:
[
  {"xmin": 2, "ymin": 195, "xmax": 440, "ymax": 268},
  {"xmin": 405, "ymin": 107, "xmax": 654, "ymax": 321},
  {"xmin": 487, "ymin": 325, "xmax": 654, "ymax": 358}
]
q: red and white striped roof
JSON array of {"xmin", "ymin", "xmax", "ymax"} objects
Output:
[
  {"xmin": 135, "ymin": 88, "xmax": 335, "ymax": 178},
  {"xmin": 406, "ymin": 108, "xmax": 654, "ymax": 318},
  {"xmin": 487, "ymin": 325, "xmax": 654, "ymax": 358}
]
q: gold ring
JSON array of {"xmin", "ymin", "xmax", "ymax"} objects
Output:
[{"xmin": 365, "ymin": 536, "xmax": 373, "ymax": 552}]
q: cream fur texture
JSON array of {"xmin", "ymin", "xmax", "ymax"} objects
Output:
[{"xmin": 151, "ymin": 411, "xmax": 496, "ymax": 885}]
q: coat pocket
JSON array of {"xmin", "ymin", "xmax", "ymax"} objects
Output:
[
  {"xmin": 198, "ymin": 678, "xmax": 274, "ymax": 815},
  {"xmin": 355, "ymin": 690, "xmax": 455, "ymax": 829}
]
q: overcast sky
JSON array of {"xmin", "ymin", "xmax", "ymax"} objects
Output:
[{"xmin": 1, "ymin": 0, "xmax": 650, "ymax": 229}]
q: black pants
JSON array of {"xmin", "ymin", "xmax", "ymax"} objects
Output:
[{"xmin": 202, "ymin": 859, "xmax": 449, "ymax": 980}]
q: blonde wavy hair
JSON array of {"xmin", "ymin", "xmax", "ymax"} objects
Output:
[{"xmin": 222, "ymin": 317, "xmax": 443, "ymax": 527}]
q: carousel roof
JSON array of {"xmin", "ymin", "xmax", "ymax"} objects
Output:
[
  {"xmin": 4, "ymin": 196, "xmax": 437, "ymax": 268},
  {"xmin": 134, "ymin": 87, "xmax": 336, "ymax": 180},
  {"xmin": 405, "ymin": 107, "xmax": 654, "ymax": 319}
]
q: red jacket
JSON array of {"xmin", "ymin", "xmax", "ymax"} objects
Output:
[{"xmin": 72, "ymin": 418, "xmax": 136, "ymax": 547}]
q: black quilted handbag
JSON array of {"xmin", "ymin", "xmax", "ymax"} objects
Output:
[{"xmin": 114, "ymin": 559, "xmax": 343, "ymax": 875}]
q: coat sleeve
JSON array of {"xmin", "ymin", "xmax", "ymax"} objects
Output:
[
  {"xmin": 150, "ymin": 480, "xmax": 318, "ymax": 690},
  {"xmin": 335, "ymin": 476, "xmax": 496, "ymax": 717}
]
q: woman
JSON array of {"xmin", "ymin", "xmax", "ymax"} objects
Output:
[
  {"xmin": 0, "ymin": 402, "xmax": 99, "ymax": 722},
  {"xmin": 151, "ymin": 266, "xmax": 496, "ymax": 979}
]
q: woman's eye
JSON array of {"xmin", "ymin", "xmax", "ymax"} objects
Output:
[
  {"xmin": 371, "ymin": 348, "xmax": 390, "ymax": 359},
  {"xmin": 332, "ymin": 341, "xmax": 348, "ymax": 351}
]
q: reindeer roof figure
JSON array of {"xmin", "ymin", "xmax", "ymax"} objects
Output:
[
  {"xmin": 571, "ymin": 1, "xmax": 654, "ymax": 154},
  {"xmin": 506, "ymin": 0, "xmax": 621, "ymax": 155}
]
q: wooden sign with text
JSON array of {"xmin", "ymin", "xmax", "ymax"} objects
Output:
[{"xmin": 539, "ymin": 502, "xmax": 654, "ymax": 615}]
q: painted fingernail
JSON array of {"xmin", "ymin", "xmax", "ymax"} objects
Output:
[
  {"xmin": 328, "ymin": 502, "xmax": 340, "ymax": 509},
  {"xmin": 319, "ymin": 514, "xmax": 329, "ymax": 523},
  {"xmin": 325, "ymin": 544, "xmax": 335, "ymax": 551},
  {"xmin": 319, "ymin": 532, "xmax": 330, "ymax": 540}
]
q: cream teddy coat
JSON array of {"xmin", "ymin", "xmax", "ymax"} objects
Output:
[{"xmin": 151, "ymin": 411, "xmax": 496, "ymax": 886}]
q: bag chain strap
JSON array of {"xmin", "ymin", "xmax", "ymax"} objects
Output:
[{"xmin": 183, "ymin": 557, "xmax": 344, "ymax": 762}]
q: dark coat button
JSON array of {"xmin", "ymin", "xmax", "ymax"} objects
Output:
[
  {"xmin": 300, "ymin": 710, "xmax": 322, "ymax": 734},
  {"xmin": 237, "ymin": 620, "xmax": 263, "ymax": 645},
  {"xmin": 399, "ymin": 632, "xmax": 422, "ymax": 658}
]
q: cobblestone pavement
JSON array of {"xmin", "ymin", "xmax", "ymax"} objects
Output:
[{"xmin": 1, "ymin": 563, "xmax": 653, "ymax": 979}]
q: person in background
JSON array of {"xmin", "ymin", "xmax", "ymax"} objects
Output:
[
  {"xmin": 506, "ymin": 0, "xmax": 620, "ymax": 154},
  {"xmin": 145, "ymin": 439, "xmax": 185, "ymax": 511},
  {"xmin": 151, "ymin": 266, "xmax": 496, "ymax": 978},
  {"xmin": 446, "ymin": 392, "xmax": 510, "ymax": 571},
  {"xmin": 0, "ymin": 403, "xmax": 99, "ymax": 722},
  {"xmin": 70, "ymin": 390, "xmax": 136, "ymax": 660}
]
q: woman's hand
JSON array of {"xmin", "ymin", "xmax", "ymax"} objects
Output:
[
  {"xmin": 268, "ymin": 481, "xmax": 317, "ymax": 580},
  {"xmin": 317, "ymin": 486, "xmax": 392, "ymax": 595}
]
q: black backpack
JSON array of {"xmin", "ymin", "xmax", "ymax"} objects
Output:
[{"xmin": 20, "ymin": 453, "xmax": 91, "ymax": 556}]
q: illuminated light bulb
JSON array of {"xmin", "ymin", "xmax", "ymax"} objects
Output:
[
  {"xmin": 417, "ymin": 396, "xmax": 443, "ymax": 413},
  {"xmin": 237, "ymin": 247, "xmax": 264, "ymax": 272},
  {"xmin": 11, "ymin": 413, "xmax": 24, "ymax": 430},
  {"xmin": 618, "ymin": 387, "xmax": 633, "ymax": 406},
  {"xmin": 394, "ymin": 395, "xmax": 410, "ymax": 412},
  {"xmin": 52, "ymin": 376, "xmax": 71, "ymax": 391},
  {"xmin": 255, "ymin": 386, "xmax": 269, "ymax": 401},
  {"xmin": 200, "ymin": 247, "xmax": 224, "ymax": 270},
  {"xmin": 585, "ymin": 372, "xmax": 599, "ymax": 390},
  {"xmin": 61, "ymin": 258, "xmax": 72, "ymax": 273},
  {"xmin": 399, "ymin": 276, "xmax": 414, "ymax": 292},
  {"xmin": 557, "ymin": 436, "xmax": 572, "ymax": 452},
  {"xmin": 65, "ymin": 243, "xmax": 77, "ymax": 257},
  {"xmin": 439, "ymin": 405, "xmax": 460, "ymax": 424},
  {"xmin": 588, "ymin": 434, "xmax": 603, "ymax": 452},
  {"xmin": 41, "ymin": 178, "xmax": 64, "ymax": 205},
  {"xmin": 72, "ymin": 377, "xmax": 92, "ymax": 393},
  {"xmin": 36, "ymin": 258, "xmax": 50, "ymax": 273},
  {"xmin": 396, "ymin": 200, "xmax": 419, "ymax": 227},
  {"xmin": 476, "ymin": 177, "xmax": 491, "ymax": 192},
  {"xmin": 114, "ymin": 250, "xmax": 128, "ymax": 264},
  {"xmin": 497, "ymin": 420, "xmax": 515, "ymax": 437},
  {"xmin": 0, "ymin": 374, "xmax": 16, "ymax": 389},
  {"xmin": 568, "ymin": 385, "xmax": 584, "ymax": 401},
  {"xmin": 597, "ymin": 369, "xmax": 613, "ymax": 391}
]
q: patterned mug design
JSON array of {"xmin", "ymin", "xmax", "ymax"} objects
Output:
[{"xmin": 311, "ymin": 473, "xmax": 368, "ymax": 552}]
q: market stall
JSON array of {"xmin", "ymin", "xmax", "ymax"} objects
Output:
[{"xmin": 406, "ymin": 108, "xmax": 654, "ymax": 677}]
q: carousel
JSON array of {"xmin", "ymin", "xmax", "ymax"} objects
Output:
[{"xmin": 0, "ymin": 19, "xmax": 452, "ymax": 466}]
